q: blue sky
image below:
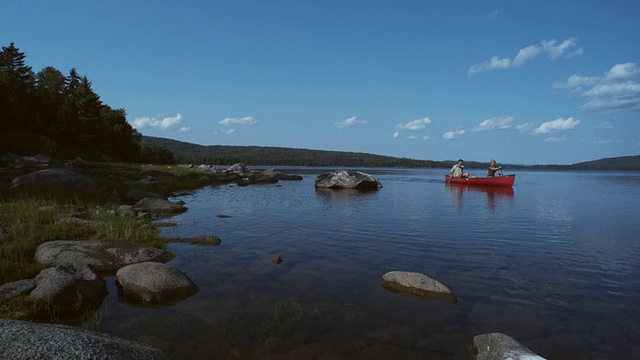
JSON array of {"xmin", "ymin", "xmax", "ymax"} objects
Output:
[{"xmin": 2, "ymin": 1, "xmax": 639, "ymax": 165}]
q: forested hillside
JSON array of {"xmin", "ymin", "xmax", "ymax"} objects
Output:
[
  {"xmin": 142, "ymin": 136, "xmax": 449, "ymax": 168},
  {"xmin": 0, "ymin": 42, "xmax": 169, "ymax": 163}
]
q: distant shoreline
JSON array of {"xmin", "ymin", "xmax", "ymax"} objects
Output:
[{"xmin": 143, "ymin": 136, "xmax": 640, "ymax": 171}]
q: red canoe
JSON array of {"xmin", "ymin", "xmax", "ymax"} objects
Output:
[{"xmin": 445, "ymin": 174, "xmax": 515, "ymax": 187}]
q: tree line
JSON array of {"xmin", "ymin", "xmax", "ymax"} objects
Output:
[
  {"xmin": 0, "ymin": 42, "xmax": 172, "ymax": 164},
  {"xmin": 142, "ymin": 136, "xmax": 450, "ymax": 168}
]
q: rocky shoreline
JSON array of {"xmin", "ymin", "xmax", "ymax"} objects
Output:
[{"xmin": 0, "ymin": 154, "xmax": 545, "ymax": 359}]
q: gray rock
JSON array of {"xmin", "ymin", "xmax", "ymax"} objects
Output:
[
  {"xmin": 473, "ymin": 332, "xmax": 546, "ymax": 360},
  {"xmin": 56, "ymin": 216, "xmax": 107, "ymax": 228},
  {"xmin": 10, "ymin": 168, "xmax": 97, "ymax": 193},
  {"xmin": 133, "ymin": 198, "xmax": 187, "ymax": 216},
  {"xmin": 0, "ymin": 318, "xmax": 168, "ymax": 360},
  {"xmin": 34, "ymin": 240, "xmax": 175, "ymax": 274},
  {"xmin": 0, "ymin": 279, "xmax": 36, "ymax": 304},
  {"xmin": 315, "ymin": 170, "xmax": 382, "ymax": 189},
  {"xmin": 116, "ymin": 262, "xmax": 199, "ymax": 305},
  {"xmin": 226, "ymin": 163, "xmax": 251, "ymax": 175},
  {"xmin": 30, "ymin": 264, "xmax": 107, "ymax": 311},
  {"xmin": 380, "ymin": 271, "xmax": 457, "ymax": 303},
  {"xmin": 262, "ymin": 168, "xmax": 303, "ymax": 180}
]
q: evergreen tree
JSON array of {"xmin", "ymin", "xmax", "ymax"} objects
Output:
[{"xmin": 0, "ymin": 42, "xmax": 37, "ymax": 153}]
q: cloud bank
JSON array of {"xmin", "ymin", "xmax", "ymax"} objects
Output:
[
  {"xmin": 532, "ymin": 117, "xmax": 580, "ymax": 135},
  {"xmin": 472, "ymin": 115, "xmax": 514, "ymax": 131},
  {"xmin": 554, "ymin": 62, "xmax": 640, "ymax": 112},
  {"xmin": 468, "ymin": 37, "xmax": 583, "ymax": 75}
]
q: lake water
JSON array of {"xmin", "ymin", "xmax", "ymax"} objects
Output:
[{"xmin": 96, "ymin": 168, "xmax": 640, "ymax": 359}]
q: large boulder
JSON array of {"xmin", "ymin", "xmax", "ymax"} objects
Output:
[
  {"xmin": 30, "ymin": 264, "xmax": 107, "ymax": 312},
  {"xmin": 315, "ymin": 170, "xmax": 382, "ymax": 190},
  {"xmin": 10, "ymin": 168, "xmax": 97, "ymax": 193},
  {"xmin": 116, "ymin": 262, "xmax": 199, "ymax": 305},
  {"xmin": 34, "ymin": 240, "xmax": 175, "ymax": 274},
  {"xmin": 225, "ymin": 163, "xmax": 252, "ymax": 176},
  {"xmin": 380, "ymin": 271, "xmax": 457, "ymax": 303},
  {"xmin": 473, "ymin": 332, "xmax": 546, "ymax": 360},
  {"xmin": 0, "ymin": 318, "xmax": 168, "ymax": 360}
]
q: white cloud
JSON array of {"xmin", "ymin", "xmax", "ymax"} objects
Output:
[
  {"xmin": 544, "ymin": 136, "xmax": 568, "ymax": 143},
  {"xmin": 219, "ymin": 116, "xmax": 256, "ymax": 126},
  {"xmin": 555, "ymin": 62, "xmax": 640, "ymax": 112},
  {"xmin": 335, "ymin": 116, "xmax": 367, "ymax": 128},
  {"xmin": 423, "ymin": 135, "xmax": 434, "ymax": 140},
  {"xmin": 532, "ymin": 117, "xmax": 580, "ymax": 135},
  {"xmin": 179, "ymin": 126, "xmax": 190, "ymax": 132},
  {"xmin": 472, "ymin": 115, "xmax": 514, "ymax": 132},
  {"xmin": 132, "ymin": 113, "xmax": 184, "ymax": 130},
  {"xmin": 393, "ymin": 131, "xmax": 400, "ymax": 139},
  {"xmin": 541, "ymin": 38, "xmax": 583, "ymax": 60},
  {"xmin": 552, "ymin": 74, "xmax": 599, "ymax": 91},
  {"xmin": 582, "ymin": 81, "xmax": 640, "ymax": 111},
  {"xmin": 396, "ymin": 117, "xmax": 432, "ymax": 131},
  {"xmin": 443, "ymin": 129, "xmax": 465, "ymax": 140},
  {"xmin": 408, "ymin": 135, "xmax": 417, "ymax": 139},
  {"xmin": 602, "ymin": 62, "xmax": 640, "ymax": 83},
  {"xmin": 468, "ymin": 37, "xmax": 582, "ymax": 75}
]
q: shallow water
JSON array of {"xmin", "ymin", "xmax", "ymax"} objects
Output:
[{"xmin": 95, "ymin": 168, "xmax": 640, "ymax": 359}]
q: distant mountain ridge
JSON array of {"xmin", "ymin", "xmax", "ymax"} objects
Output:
[
  {"xmin": 142, "ymin": 136, "xmax": 449, "ymax": 168},
  {"xmin": 142, "ymin": 136, "xmax": 640, "ymax": 170}
]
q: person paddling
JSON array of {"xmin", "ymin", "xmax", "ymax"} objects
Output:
[{"xmin": 487, "ymin": 159, "xmax": 503, "ymax": 177}]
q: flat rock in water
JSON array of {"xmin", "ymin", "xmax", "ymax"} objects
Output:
[
  {"xmin": 380, "ymin": 271, "xmax": 457, "ymax": 303},
  {"xmin": 0, "ymin": 318, "xmax": 168, "ymax": 360},
  {"xmin": 473, "ymin": 332, "xmax": 546, "ymax": 360},
  {"xmin": 34, "ymin": 240, "xmax": 175, "ymax": 274}
]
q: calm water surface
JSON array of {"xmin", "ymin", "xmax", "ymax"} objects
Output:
[{"xmin": 96, "ymin": 168, "xmax": 640, "ymax": 359}]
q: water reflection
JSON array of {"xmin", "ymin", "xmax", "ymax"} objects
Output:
[
  {"xmin": 314, "ymin": 187, "xmax": 380, "ymax": 201},
  {"xmin": 446, "ymin": 183, "xmax": 514, "ymax": 209}
]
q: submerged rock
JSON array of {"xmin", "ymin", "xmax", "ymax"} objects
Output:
[
  {"xmin": 315, "ymin": 170, "xmax": 382, "ymax": 190},
  {"xmin": 473, "ymin": 332, "xmax": 546, "ymax": 360},
  {"xmin": 380, "ymin": 271, "xmax": 457, "ymax": 303}
]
